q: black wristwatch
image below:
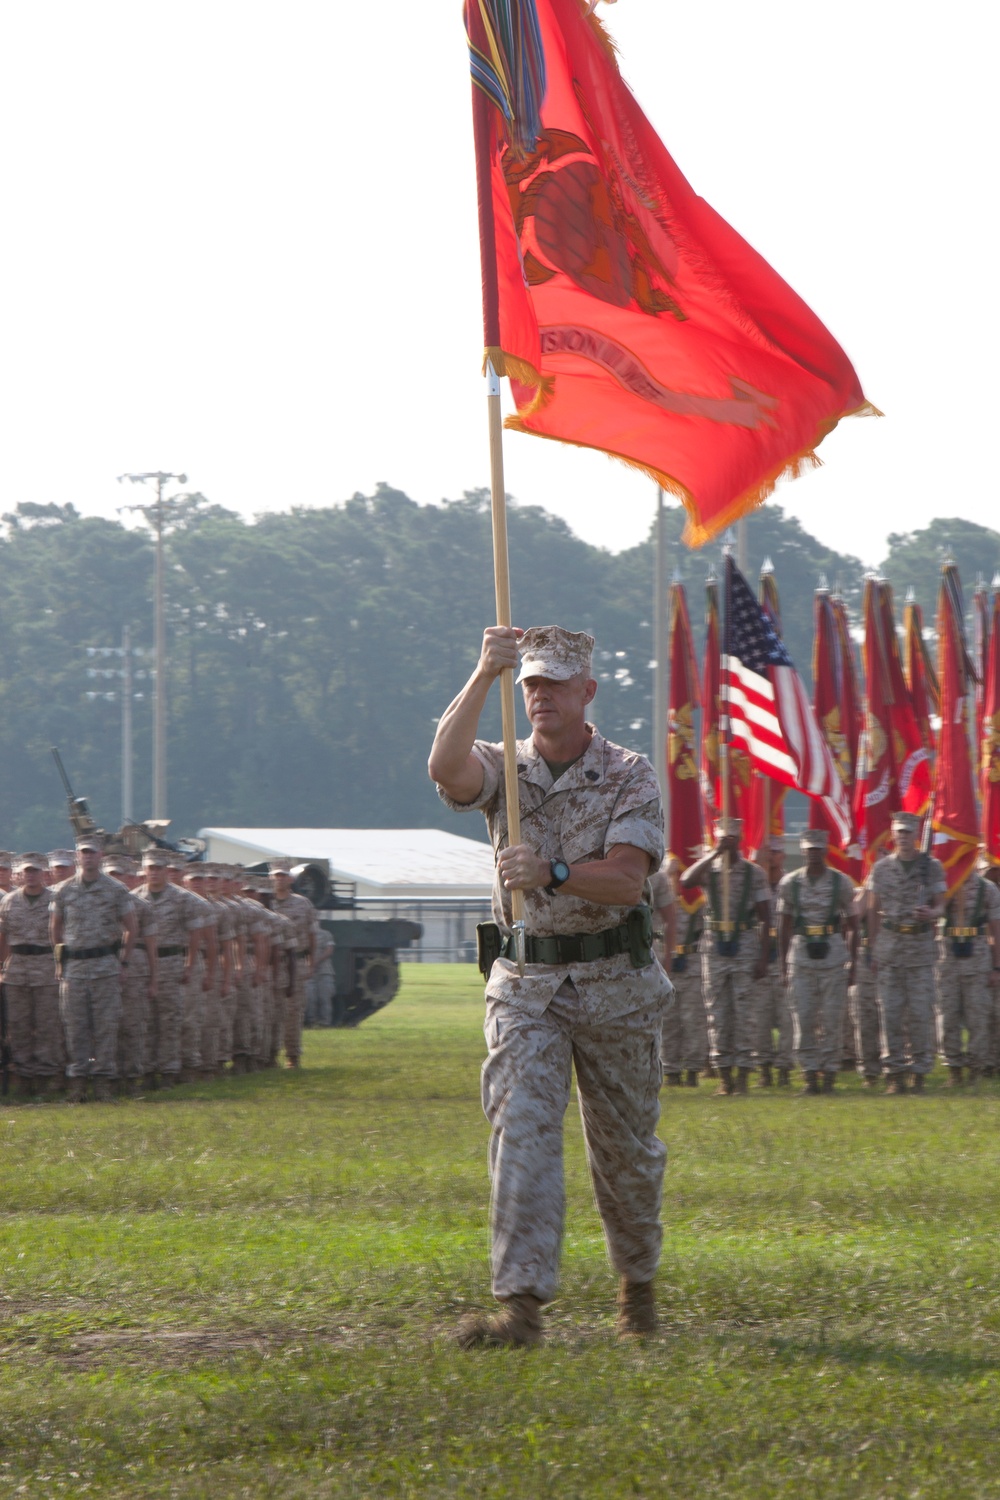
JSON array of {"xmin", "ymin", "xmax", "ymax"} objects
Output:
[{"xmin": 546, "ymin": 859, "xmax": 571, "ymax": 893}]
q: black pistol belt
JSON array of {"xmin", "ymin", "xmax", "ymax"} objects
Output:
[
  {"xmin": 157, "ymin": 945, "xmax": 187, "ymax": 958},
  {"xmin": 946, "ymin": 926, "xmax": 984, "ymax": 939},
  {"xmin": 795, "ymin": 925, "xmax": 837, "ymax": 938},
  {"xmin": 502, "ymin": 921, "xmax": 631, "ymax": 966},
  {"xmin": 10, "ymin": 944, "xmax": 53, "ymax": 955},
  {"xmin": 62, "ymin": 944, "xmax": 120, "ymax": 960},
  {"xmin": 675, "ymin": 941, "xmax": 701, "ymax": 956},
  {"xmin": 883, "ymin": 920, "xmax": 929, "ymax": 936}
]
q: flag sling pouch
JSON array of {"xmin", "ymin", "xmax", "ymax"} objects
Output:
[
  {"xmin": 476, "ymin": 922, "xmax": 503, "ymax": 979},
  {"xmin": 710, "ymin": 866, "xmax": 752, "ymax": 958},
  {"xmin": 949, "ymin": 885, "xmax": 985, "ymax": 959},
  {"xmin": 793, "ymin": 871, "xmax": 841, "ymax": 960}
]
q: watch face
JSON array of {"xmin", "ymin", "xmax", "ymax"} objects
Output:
[{"xmin": 551, "ymin": 861, "xmax": 570, "ymax": 886}]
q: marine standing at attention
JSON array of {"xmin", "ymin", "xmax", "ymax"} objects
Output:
[{"xmin": 429, "ymin": 625, "xmax": 671, "ymax": 1347}]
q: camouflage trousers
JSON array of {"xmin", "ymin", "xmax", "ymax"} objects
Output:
[
  {"xmin": 144, "ymin": 960, "xmax": 185, "ymax": 1078},
  {"xmin": 61, "ymin": 967, "xmax": 122, "ymax": 1079},
  {"xmin": 936, "ymin": 954, "xmax": 994, "ymax": 1071},
  {"xmin": 849, "ymin": 962, "xmax": 881, "ymax": 1080},
  {"xmin": 218, "ymin": 975, "xmax": 239, "ymax": 1065},
  {"xmin": 118, "ymin": 961, "xmax": 150, "ymax": 1080},
  {"xmin": 788, "ymin": 960, "xmax": 848, "ymax": 1074},
  {"xmin": 876, "ymin": 963, "xmax": 935, "ymax": 1076},
  {"xmin": 200, "ymin": 981, "xmax": 223, "ymax": 1072},
  {"xmin": 232, "ymin": 969, "xmax": 262, "ymax": 1061},
  {"xmin": 3, "ymin": 982, "xmax": 62, "ymax": 1077},
  {"xmin": 181, "ymin": 973, "xmax": 205, "ymax": 1073},
  {"xmin": 258, "ymin": 978, "xmax": 279, "ymax": 1064},
  {"xmin": 281, "ymin": 972, "xmax": 306, "ymax": 1063},
  {"xmin": 753, "ymin": 969, "xmax": 793, "ymax": 1070},
  {"xmin": 701, "ymin": 945, "xmax": 758, "ymax": 1070},
  {"xmin": 481, "ymin": 982, "xmax": 665, "ymax": 1304},
  {"xmin": 659, "ymin": 963, "xmax": 708, "ymax": 1074}
]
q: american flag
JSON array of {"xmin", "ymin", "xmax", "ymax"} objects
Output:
[{"xmin": 722, "ymin": 557, "xmax": 853, "ymax": 844}]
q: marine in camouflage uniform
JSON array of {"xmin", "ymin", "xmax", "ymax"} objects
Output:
[
  {"xmin": 753, "ymin": 839, "xmax": 794, "ymax": 1086},
  {"xmin": 50, "ymin": 835, "xmax": 138, "ymax": 1102},
  {"xmin": 653, "ymin": 858, "xmax": 707, "ymax": 1085},
  {"xmin": 935, "ymin": 864, "xmax": 1000, "ymax": 1084},
  {"xmin": 0, "ymin": 854, "xmax": 62, "ymax": 1096},
  {"xmin": 777, "ymin": 829, "xmax": 856, "ymax": 1093},
  {"xmin": 865, "ymin": 812, "xmax": 946, "ymax": 1093},
  {"xmin": 430, "ymin": 625, "xmax": 671, "ymax": 1346},
  {"xmin": 270, "ymin": 862, "xmax": 317, "ymax": 1067},
  {"xmin": 682, "ymin": 819, "xmax": 770, "ymax": 1096},
  {"xmin": 104, "ymin": 855, "xmax": 158, "ymax": 1095},
  {"xmin": 134, "ymin": 850, "xmax": 211, "ymax": 1086},
  {"xmin": 849, "ymin": 883, "xmax": 882, "ymax": 1085}
]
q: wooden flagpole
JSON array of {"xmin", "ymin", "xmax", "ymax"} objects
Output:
[
  {"xmin": 720, "ymin": 554, "xmax": 731, "ymax": 932},
  {"xmin": 471, "ymin": 11, "xmax": 526, "ymax": 970}
]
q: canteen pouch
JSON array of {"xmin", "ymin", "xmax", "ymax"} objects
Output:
[
  {"xmin": 951, "ymin": 938, "xmax": 974, "ymax": 959},
  {"xmin": 671, "ymin": 952, "xmax": 688, "ymax": 975},
  {"xmin": 806, "ymin": 939, "xmax": 830, "ymax": 960},
  {"xmin": 716, "ymin": 934, "xmax": 741, "ymax": 959},
  {"xmin": 476, "ymin": 921, "xmax": 503, "ymax": 979},
  {"xmin": 626, "ymin": 905, "xmax": 654, "ymax": 968}
]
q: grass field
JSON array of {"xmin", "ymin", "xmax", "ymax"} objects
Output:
[{"xmin": 2, "ymin": 965, "xmax": 1000, "ymax": 1498}]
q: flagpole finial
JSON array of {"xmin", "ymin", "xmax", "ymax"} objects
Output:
[
  {"xmin": 706, "ymin": 567, "xmax": 717, "ymax": 586},
  {"xmin": 975, "ymin": 572, "xmax": 987, "ymax": 593},
  {"xmin": 671, "ymin": 566, "xmax": 683, "ymax": 584},
  {"xmin": 816, "ymin": 574, "xmax": 829, "ymax": 594},
  {"xmin": 992, "ymin": 571, "xmax": 1000, "ymax": 591},
  {"xmin": 760, "ymin": 555, "xmax": 774, "ymax": 578},
  {"xmin": 905, "ymin": 586, "xmax": 916, "ymax": 603}
]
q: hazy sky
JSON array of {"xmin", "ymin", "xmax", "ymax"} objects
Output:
[{"xmin": 2, "ymin": 2, "xmax": 992, "ymax": 563}]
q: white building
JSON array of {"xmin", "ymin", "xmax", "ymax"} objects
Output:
[{"xmin": 197, "ymin": 827, "xmax": 495, "ymax": 962}]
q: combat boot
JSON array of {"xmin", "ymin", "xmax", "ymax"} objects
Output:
[
  {"xmin": 948, "ymin": 1066, "xmax": 963, "ymax": 1088},
  {"xmin": 734, "ymin": 1067, "xmax": 751, "ymax": 1095},
  {"xmin": 456, "ymin": 1293, "xmax": 544, "ymax": 1350},
  {"xmin": 863, "ymin": 1074, "xmax": 881, "ymax": 1088},
  {"xmin": 684, "ymin": 1069, "xmax": 699, "ymax": 1087},
  {"xmin": 910, "ymin": 1072, "xmax": 925, "ymax": 1095},
  {"xmin": 885, "ymin": 1074, "xmax": 908, "ymax": 1095},
  {"xmin": 801, "ymin": 1070, "xmax": 820, "ymax": 1096},
  {"xmin": 822, "ymin": 1072, "xmax": 836, "ymax": 1093},
  {"xmin": 759, "ymin": 1064, "xmax": 773, "ymax": 1088},
  {"xmin": 777, "ymin": 1067, "xmax": 791, "ymax": 1087},
  {"xmin": 617, "ymin": 1277, "xmax": 657, "ymax": 1338},
  {"xmin": 664, "ymin": 1072, "xmax": 682, "ymax": 1087},
  {"xmin": 714, "ymin": 1066, "xmax": 734, "ymax": 1096},
  {"xmin": 65, "ymin": 1079, "xmax": 87, "ymax": 1104}
]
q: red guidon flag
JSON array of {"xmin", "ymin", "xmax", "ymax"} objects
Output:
[
  {"xmin": 903, "ymin": 591, "xmax": 938, "ymax": 757},
  {"xmin": 854, "ymin": 577, "xmax": 898, "ymax": 872},
  {"xmin": 879, "ymin": 582, "xmax": 932, "ymax": 814},
  {"xmin": 930, "ymin": 564, "xmax": 979, "ymax": 895},
  {"xmin": 809, "ymin": 585, "xmax": 860, "ymax": 877},
  {"xmin": 466, "ymin": 0, "xmax": 877, "ymax": 546},
  {"xmin": 721, "ymin": 557, "xmax": 852, "ymax": 843},
  {"xmin": 981, "ymin": 588, "xmax": 1000, "ymax": 863},
  {"xmin": 665, "ymin": 580, "xmax": 705, "ymax": 910},
  {"xmin": 700, "ymin": 574, "xmax": 722, "ymax": 826}
]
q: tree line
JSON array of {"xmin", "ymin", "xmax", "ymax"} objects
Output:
[{"xmin": 0, "ymin": 488, "xmax": 996, "ymax": 850}]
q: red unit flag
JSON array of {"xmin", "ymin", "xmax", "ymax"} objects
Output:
[
  {"xmin": 903, "ymin": 591, "xmax": 938, "ymax": 757},
  {"xmin": 929, "ymin": 565, "xmax": 979, "ymax": 896},
  {"xmin": 981, "ymin": 589, "xmax": 1000, "ymax": 863},
  {"xmin": 466, "ymin": 0, "xmax": 876, "ymax": 547},
  {"xmin": 666, "ymin": 581, "xmax": 705, "ymax": 912},
  {"xmin": 809, "ymin": 586, "xmax": 860, "ymax": 878}
]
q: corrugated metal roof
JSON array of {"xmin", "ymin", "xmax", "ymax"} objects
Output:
[{"xmin": 197, "ymin": 827, "xmax": 494, "ymax": 890}]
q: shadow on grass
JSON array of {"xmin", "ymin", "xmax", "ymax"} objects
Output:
[{"xmin": 764, "ymin": 1331, "xmax": 1000, "ymax": 1379}]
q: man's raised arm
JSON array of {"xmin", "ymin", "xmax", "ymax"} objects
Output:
[{"xmin": 428, "ymin": 627, "xmax": 521, "ymax": 804}]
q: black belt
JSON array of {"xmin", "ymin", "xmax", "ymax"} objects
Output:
[
  {"xmin": 295, "ymin": 948, "xmax": 311, "ymax": 958},
  {"xmin": 674, "ymin": 941, "xmax": 701, "ymax": 956},
  {"xmin": 157, "ymin": 945, "xmax": 187, "ymax": 957},
  {"xmin": 10, "ymin": 944, "xmax": 53, "ymax": 955},
  {"xmin": 945, "ymin": 926, "xmax": 985, "ymax": 939},
  {"xmin": 63, "ymin": 944, "xmax": 120, "ymax": 960},
  {"xmin": 706, "ymin": 920, "xmax": 755, "ymax": 935},
  {"xmin": 883, "ymin": 920, "xmax": 930, "ymax": 936},
  {"xmin": 502, "ymin": 920, "xmax": 631, "ymax": 966},
  {"xmin": 794, "ymin": 925, "xmax": 838, "ymax": 938}
]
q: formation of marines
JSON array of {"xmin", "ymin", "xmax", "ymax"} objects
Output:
[
  {"xmin": 0, "ymin": 839, "xmax": 322, "ymax": 1102},
  {"xmin": 655, "ymin": 809, "xmax": 1000, "ymax": 1095}
]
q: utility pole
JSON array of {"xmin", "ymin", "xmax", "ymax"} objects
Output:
[
  {"xmin": 652, "ymin": 486, "xmax": 669, "ymax": 812},
  {"xmin": 117, "ymin": 471, "xmax": 187, "ymax": 820},
  {"xmin": 122, "ymin": 624, "xmax": 134, "ymax": 823}
]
